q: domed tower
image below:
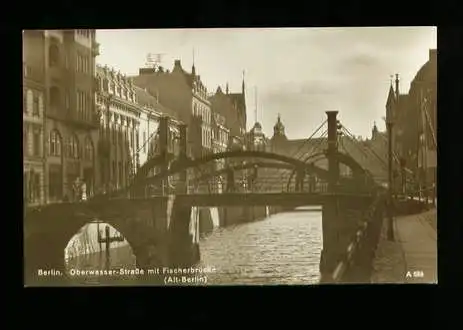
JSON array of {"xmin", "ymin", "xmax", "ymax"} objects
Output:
[
  {"xmin": 273, "ymin": 113, "xmax": 286, "ymax": 137},
  {"xmin": 252, "ymin": 121, "xmax": 262, "ymax": 132},
  {"xmin": 271, "ymin": 114, "xmax": 288, "ymax": 153},
  {"xmin": 249, "ymin": 121, "xmax": 266, "ymax": 151}
]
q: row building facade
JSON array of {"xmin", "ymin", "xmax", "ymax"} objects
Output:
[
  {"xmin": 386, "ymin": 49, "xmax": 437, "ymax": 198},
  {"xmin": 132, "ymin": 60, "xmax": 212, "ymax": 159},
  {"xmin": 131, "ymin": 60, "xmax": 247, "ymax": 193},
  {"xmin": 209, "ymin": 81, "xmax": 247, "ymax": 150},
  {"xmin": 95, "ymin": 65, "xmax": 182, "ymax": 193},
  {"xmin": 23, "ymin": 31, "xmax": 46, "ymax": 205},
  {"xmin": 23, "ymin": 29, "xmax": 100, "ymax": 204}
]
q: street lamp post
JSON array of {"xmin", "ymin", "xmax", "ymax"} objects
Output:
[{"xmin": 386, "ymin": 120, "xmax": 395, "ymax": 241}]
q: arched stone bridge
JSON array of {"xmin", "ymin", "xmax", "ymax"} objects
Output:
[{"xmin": 24, "ymin": 111, "xmax": 388, "ymax": 285}]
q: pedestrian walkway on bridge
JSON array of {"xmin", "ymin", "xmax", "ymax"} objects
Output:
[{"xmin": 371, "ymin": 208, "xmax": 437, "ymax": 284}]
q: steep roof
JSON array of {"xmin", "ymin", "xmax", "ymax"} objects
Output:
[
  {"xmin": 133, "ymin": 86, "xmax": 179, "ymax": 118},
  {"xmin": 171, "ymin": 60, "xmax": 207, "ymax": 92},
  {"xmin": 412, "ymin": 50, "xmax": 437, "ymax": 84},
  {"xmin": 386, "ymin": 84, "xmax": 396, "ymax": 111}
]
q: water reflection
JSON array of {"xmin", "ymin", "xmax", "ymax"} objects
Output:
[
  {"xmin": 64, "ymin": 222, "xmax": 137, "ymax": 285},
  {"xmin": 198, "ymin": 208, "xmax": 323, "ymax": 285},
  {"xmin": 63, "ymin": 208, "xmax": 323, "ymax": 286}
]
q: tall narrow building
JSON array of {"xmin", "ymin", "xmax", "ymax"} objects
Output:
[
  {"xmin": 209, "ymin": 77, "xmax": 247, "ymax": 150},
  {"xmin": 95, "ymin": 64, "xmax": 181, "ymax": 192},
  {"xmin": 132, "ymin": 60, "xmax": 212, "ymax": 159},
  {"xmin": 23, "ymin": 30, "xmax": 46, "ymax": 206},
  {"xmin": 42, "ymin": 29, "xmax": 100, "ymax": 202}
]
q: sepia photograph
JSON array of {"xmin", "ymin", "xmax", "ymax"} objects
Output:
[{"xmin": 23, "ymin": 27, "xmax": 437, "ymax": 286}]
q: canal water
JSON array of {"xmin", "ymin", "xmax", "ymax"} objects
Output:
[{"xmin": 64, "ymin": 208, "xmax": 323, "ymax": 285}]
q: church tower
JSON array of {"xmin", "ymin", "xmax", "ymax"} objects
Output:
[
  {"xmin": 273, "ymin": 113, "xmax": 286, "ymax": 137},
  {"xmin": 371, "ymin": 121, "xmax": 379, "ymax": 140},
  {"xmin": 271, "ymin": 113, "xmax": 288, "ymax": 153}
]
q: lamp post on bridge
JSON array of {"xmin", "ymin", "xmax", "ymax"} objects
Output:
[
  {"xmin": 97, "ymin": 223, "xmax": 125, "ymax": 270},
  {"xmin": 386, "ymin": 118, "xmax": 395, "ymax": 241}
]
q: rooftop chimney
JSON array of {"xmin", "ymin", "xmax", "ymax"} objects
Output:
[
  {"xmin": 395, "ymin": 73, "xmax": 400, "ymax": 101},
  {"xmin": 174, "ymin": 60, "xmax": 182, "ymax": 68}
]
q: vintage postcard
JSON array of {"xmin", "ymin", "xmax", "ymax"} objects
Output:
[{"xmin": 23, "ymin": 27, "xmax": 437, "ymax": 286}]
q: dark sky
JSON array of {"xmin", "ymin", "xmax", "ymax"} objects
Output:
[{"xmin": 96, "ymin": 27, "xmax": 436, "ymax": 139}]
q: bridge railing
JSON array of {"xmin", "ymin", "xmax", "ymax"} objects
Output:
[
  {"xmin": 330, "ymin": 193, "xmax": 385, "ymax": 283},
  {"xmin": 178, "ymin": 177, "xmax": 334, "ymax": 195},
  {"xmin": 127, "ymin": 175, "xmax": 379, "ymax": 198}
]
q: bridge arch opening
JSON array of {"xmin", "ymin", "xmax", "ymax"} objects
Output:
[
  {"xmin": 64, "ymin": 222, "xmax": 137, "ymax": 283},
  {"xmin": 24, "ymin": 204, "xmax": 166, "ymax": 285}
]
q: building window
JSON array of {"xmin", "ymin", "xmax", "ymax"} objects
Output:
[
  {"xmin": 48, "ymin": 164, "xmax": 62, "ymax": 201},
  {"xmin": 83, "ymin": 92, "xmax": 88, "ymax": 120},
  {"xmin": 76, "ymin": 91, "xmax": 80, "ymax": 116},
  {"xmin": 76, "ymin": 90, "xmax": 85, "ymax": 119},
  {"xmin": 112, "ymin": 161, "xmax": 116, "ymax": 185},
  {"xmin": 25, "ymin": 170, "xmax": 41, "ymax": 204},
  {"xmin": 39, "ymin": 95, "xmax": 44, "ymax": 117},
  {"xmin": 26, "ymin": 90, "xmax": 33, "ymax": 114},
  {"xmin": 67, "ymin": 134, "xmax": 79, "ymax": 159},
  {"xmin": 84, "ymin": 136, "xmax": 94, "ymax": 161},
  {"xmin": 88, "ymin": 94, "xmax": 93, "ymax": 121},
  {"xmin": 50, "ymin": 87, "xmax": 60, "ymax": 111},
  {"xmin": 32, "ymin": 127, "xmax": 41, "ymax": 157},
  {"xmin": 76, "ymin": 54, "xmax": 81, "ymax": 72},
  {"xmin": 49, "ymin": 129, "xmax": 62, "ymax": 157},
  {"xmin": 32, "ymin": 95, "xmax": 39, "ymax": 116},
  {"xmin": 65, "ymin": 89, "xmax": 70, "ymax": 110},
  {"xmin": 23, "ymin": 125, "xmax": 28, "ymax": 156},
  {"xmin": 80, "ymin": 54, "xmax": 84, "ymax": 73},
  {"xmin": 49, "ymin": 44, "xmax": 59, "ymax": 67},
  {"xmin": 118, "ymin": 161, "xmax": 123, "ymax": 188},
  {"xmin": 23, "ymin": 89, "xmax": 27, "ymax": 113}
]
